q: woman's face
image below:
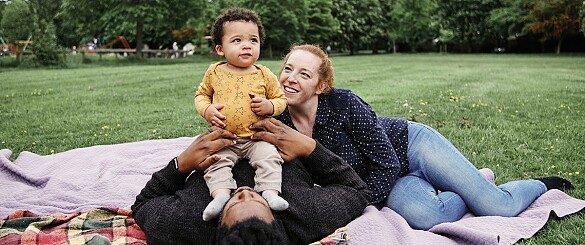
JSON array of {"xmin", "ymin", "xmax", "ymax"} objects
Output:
[
  {"xmin": 279, "ymin": 50, "xmax": 326, "ymax": 106},
  {"xmin": 221, "ymin": 186, "xmax": 274, "ymax": 228}
]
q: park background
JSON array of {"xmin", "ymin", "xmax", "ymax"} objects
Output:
[
  {"xmin": 1, "ymin": 0, "xmax": 585, "ymax": 65},
  {"xmin": 1, "ymin": 0, "xmax": 585, "ymax": 244}
]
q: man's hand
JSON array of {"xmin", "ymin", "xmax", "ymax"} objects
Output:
[
  {"xmin": 204, "ymin": 104, "xmax": 227, "ymax": 128},
  {"xmin": 250, "ymin": 118, "xmax": 316, "ymax": 162},
  {"xmin": 176, "ymin": 127, "xmax": 237, "ymax": 173},
  {"xmin": 249, "ymin": 93, "xmax": 274, "ymax": 116}
]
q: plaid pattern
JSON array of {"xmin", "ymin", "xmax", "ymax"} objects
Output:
[
  {"xmin": 309, "ymin": 226, "xmax": 350, "ymax": 245},
  {"xmin": 0, "ymin": 208, "xmax": 146, "ymax": 245}
]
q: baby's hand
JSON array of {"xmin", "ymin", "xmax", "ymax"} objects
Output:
[
  {"xmin": 204, "ymin": 104, "xmax": 227, "ymax": 128},
  {"xmin": 250, "ymin": 93, "xmax": 274, "ymax": 116}
]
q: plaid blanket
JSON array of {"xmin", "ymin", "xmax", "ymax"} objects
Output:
[{"xmin": 0, "ymin": 208, "xmax": 146, "ymax": 244}]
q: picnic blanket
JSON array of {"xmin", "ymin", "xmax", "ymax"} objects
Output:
[
  {"xmin": 0, "ymin": 208, "xmax": 145, "ymax": 244},
  {"xmin": 1, "ymin": 137, "xmax": 584, "ymax": 244}
]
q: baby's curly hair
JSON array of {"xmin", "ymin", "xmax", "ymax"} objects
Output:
[{"xmin": 211, "ymin": 8, "xmax": 265, "ymax": 46}]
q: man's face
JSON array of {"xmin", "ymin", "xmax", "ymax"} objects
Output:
[{"xmin": 220, "ymin": 186, "xmax": 274, "ymax": 228}]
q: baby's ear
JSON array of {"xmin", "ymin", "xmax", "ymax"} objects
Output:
[{"xmin": 215, "ymin": 45, "xmax": 224, "ymax": 56}]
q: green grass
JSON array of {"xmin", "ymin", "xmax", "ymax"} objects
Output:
[{"xmin": 1, "ymin": 53, "xmax": 585, "ymax": 243}]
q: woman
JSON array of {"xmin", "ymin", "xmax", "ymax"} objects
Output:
[
  {"xmin": 132, "ymin": 123, "xmax": 370, "ymax": 244},
  {"xmin": 273, "ymin": 44, "xmax": 574, "ymax": 230}
]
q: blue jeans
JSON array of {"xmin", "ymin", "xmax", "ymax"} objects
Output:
[{"xmin": 384, "ymin": 122, "xmax": 547, "ymax": 230}]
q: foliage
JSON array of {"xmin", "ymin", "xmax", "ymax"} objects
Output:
[
  {"xmin": 232, "ymin": 0, "xmax": 309, "ymax": 57},
  {"xmin": 579, "ymin": 1, "xmax": 585, "ymax": 35},
  {"xmin": 332, "ymin": 0, "xmax": 384, "ymax": 54},
  {"xmin": 436, "ymin": 0, "xmax": 503, "ymax": 52},
  {"xmin": 304, "ymin": 0, "xmax": 339, "ymax": 48},
  {"xmin": 60, "ymin": 0, "xmax": 206, "ymax": 54},
  {"xmin": 581, "ymin": 1, "xmax": 585, "ymax": 36},
  {"xmin": 26, "ymin": 0, "xmax": 65, "ymax": 66},
  {"xmin": 525, "ymin": 0, "xmax": 582, "ymax": 54},
  {"xmin": 0, "ymin": 0, "xmax": 32, "ymax": 41},
  {"xmin": 0, "ymin": 0, "xmax": 6, "ymax": 24},
  {"xmin": 488, "ymin": 0, "xmax": 530, "ymax": 40},
  {"xmin": 390, "ymin": 0, "xmax": 439, "ymax": 52}
]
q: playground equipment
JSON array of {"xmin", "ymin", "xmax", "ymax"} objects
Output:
[
  {"xmin": 101, "ymin": 36, "xmax": 131, "ymax": 49},
  {"xmin": 0, "ymin": 31, "xmax": 9, "ymax": 56},
  {"xmin": 0, "ymin": 31, "xmax": 23, "ymax": 57}
]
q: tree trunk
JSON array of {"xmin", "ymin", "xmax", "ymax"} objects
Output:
[
  {"xmin": 409, "ymin": 39, "xmax": 417, "ymax": 52},
  {"xmin": 268, "ymin": 43, "xmax": 273, "ymax": 58},
  {"xmin": 392, "ymin": 40, "xmax": 396, "ymax": 54},
  {"xmin": 556, "ymin": 38, "xmax": 563, "ymax": 55},
  {"xmin": 136, "ymin": 16, "xmax": 144, "ymax": 57}
]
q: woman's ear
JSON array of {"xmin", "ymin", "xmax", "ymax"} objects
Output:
[{"xmin": 315, "ymin": 82, "xmax": 328, "ymax": 95}]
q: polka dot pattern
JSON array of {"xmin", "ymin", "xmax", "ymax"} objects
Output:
[{"xmin": 277, "ymin": 88, "xmax": 409, "ymax": 203}]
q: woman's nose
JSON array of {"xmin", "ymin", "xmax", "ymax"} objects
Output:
[{"xmin": 286, "ymin": 73, "xmax": 298, "ymax": 83}]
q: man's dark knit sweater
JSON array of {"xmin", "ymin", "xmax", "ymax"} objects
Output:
[{"xmin": 131, "ymin": 143, "xmax": 370, "ymax": 244}]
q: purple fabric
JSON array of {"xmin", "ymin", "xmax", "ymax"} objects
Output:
[
  {"xmin": 0, "ymin": 137, "xmax": 193, "ymax": 218},
  {"xmin": 346, "ymin": 190, "xmax": 585, "ymax": 244},
  {"xmin": 2, "ymin": 137, "xmax": 583, "ymax": 243}
]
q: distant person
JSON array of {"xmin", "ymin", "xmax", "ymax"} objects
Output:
[
  {"xmin": 194, "ymin": 8, "xmax": 288, "ymax": 221},
  {"xmin": 172, "ymin": 42, "xmax": 179, "ymax": 58}
]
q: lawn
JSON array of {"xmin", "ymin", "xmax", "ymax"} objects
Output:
[{"xmin": 1, "ymin": 53, "xmax": 584, "ymax": 243}]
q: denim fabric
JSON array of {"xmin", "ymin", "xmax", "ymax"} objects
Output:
[{"xmin": 385, "ymin": 122, "xmax": 547, "ymax": 230}]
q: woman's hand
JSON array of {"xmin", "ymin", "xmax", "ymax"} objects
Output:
[
  {"xmin": 176, "ymin": 127, "xmax": 237, "ymax": 173},
  {"xmin": 250, "ymin": 118, "xmax": 316, "ymax": 162}
]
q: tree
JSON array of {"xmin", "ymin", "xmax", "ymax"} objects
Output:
[
  {"xmin": 1, "ymin": 0, "xmax": 32, "ymax": 61},
  {"xmin": 390, "ymin": 0, "xmax": 439, "ymax": 52},
  {"xmin": 0, "ymin": 0, "xmax": 8, "ymax": 23},
  {"xmin": 379, "ymin": 0, "xmax": 401, "ymax": 53},
  {"xmin": 487, "ymin": 0, "xmax": 529, "ymax": 45},
  {"xmin": 437, "ymin": 0, "xmax": 502, "ymax": 52},
  {"xmin": 581, "ymin": 1, "xmax": 585, "ymax": 36},
  {"xmin": 61, "ymin": 0, "xmax": 206, "ymax": 57},
  {"xmin": 525, "ymin": 0, "xmax": 582, "ymax": 54},
  {"xmin": 304, "ymin": 0, "xmax": 339, "ymax": 48},
  {"xmin": 26, "ymin": 0, "xmax": 65, "ymax": 66},
  {"xmin": 1, "ymin": 0, "xmax": 31, "ymax": 41},
  {"xmin": 332, "ymin": 0, "xmax": 384, "ymax": 55},
  {"xmin": 246, "ymin": 0, "xmax": 309, "ymax": 57},
  {"xmin": 219, "ymin": 0, "xmax": 309, "ymax": 57}
]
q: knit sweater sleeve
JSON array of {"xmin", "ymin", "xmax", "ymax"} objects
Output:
[
  {"xmin": 260, "ymin": 65, "xmax": 287, "ymax": 116},
  {"xmin": 131, "ymin": 159, "xmax": 215, "ymax": 244},
  {"xmin": 194, "ymin": 63, "xmax": 217, "ymax": 117},
  {"xmin": 279, "ymin": 143, "xmax": 371, "ymax": 243}
]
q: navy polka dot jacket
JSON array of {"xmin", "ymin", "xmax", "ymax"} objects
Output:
[{"xmin": 277, "ymin": 88, "xmax": 409, "ymax": 203}]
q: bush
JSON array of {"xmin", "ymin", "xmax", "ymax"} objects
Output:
[{"xmin": 31, "ymin": 23, "xmax": 66, "ymax": 67}]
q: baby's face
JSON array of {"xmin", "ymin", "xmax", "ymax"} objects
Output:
[{"xmin": 215, "ymin": 21, "xmax": 260, "ymax": 70}]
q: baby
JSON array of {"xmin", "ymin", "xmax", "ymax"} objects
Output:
[{"xmin": 194, "ymin": 7, "xmax": 288, "ymax": 221}]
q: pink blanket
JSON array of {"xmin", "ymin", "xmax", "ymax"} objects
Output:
[
  {"xmin": 343, "ymin": 190, "xmax": 584, "ymax": 244},
  {"xmin": 1, "ymin": 137, "xmax": 583, "ymax": 243}
]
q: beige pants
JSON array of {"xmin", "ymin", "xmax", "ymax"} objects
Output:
[{"xmin": 203, "ymin": 139, "xmax": 283, "ymax": 194}]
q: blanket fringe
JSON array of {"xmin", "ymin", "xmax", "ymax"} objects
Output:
[{"xmin": 309, "ymin": 226, "xmax": 350, "ymax": 245}]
